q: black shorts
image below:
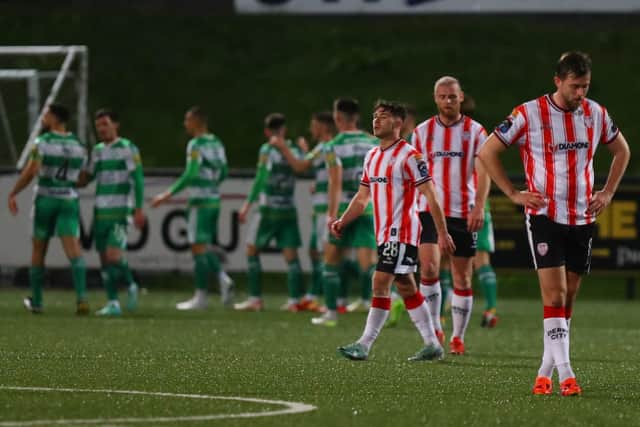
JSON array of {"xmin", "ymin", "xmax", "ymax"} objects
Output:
[
  {"xmin": 526, "ymin": 214, "xmax": 595, "ymax": 274},
  {"xmin": 376, "ymin": 242, "xmax": 418, "ymax": 275},
  {"xmin": 419, "ymin": 212, "xmax": 477, "ymax": 258}
]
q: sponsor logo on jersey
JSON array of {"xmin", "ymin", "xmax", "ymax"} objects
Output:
[
  {"xmin": 430, "ymin": 151, "xmax": 465, "ymax": 158},
  {"xmin": 369, "ymin": 176, "xmax": 388, "ymax": 183},
  {"xmin": 497, "ymin": 118, "xmax": 513, "ymax": 134},
  {"xmin": 584, "ymin": 116, "xmax": 594, "ymax": 128},
  {"xmin": 554, "ymin": 141, "xmax": 589, "ymax": 152},
  {"xmin": 417, "ymin": 160, "xmax": 429, "ymax": 178}
]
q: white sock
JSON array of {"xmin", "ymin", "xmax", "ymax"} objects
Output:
[
  {"xmin": 537, "ymin": 329, "xmax": 554, "ymax": 378},
  {"xmin": 420, "ymin": 279, "xmax": 442, "ymax": 332},
  {"xmin": 405, "ymin": 293, "xmax": 439, "ymax": 347},
  {"xmin": 451, "ymin": 289, "xmax": 473, "ymax": 340},
  {"xmin": 544, "ymin": 316, "xmax": 574, "ymax": 382},
  {"xmin": 357, "ymin": 297, "xmax": 390, "ymax": 351}
]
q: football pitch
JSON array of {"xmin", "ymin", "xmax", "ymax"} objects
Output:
[{"xmin": 1, "ymin": 286, "xmax": 639, "ymax": 427}]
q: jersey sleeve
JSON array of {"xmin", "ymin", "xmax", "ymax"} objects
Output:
[
  {"xmin": 359, "ymin": 150, "xmax": 371, "ymax": 187},
  {"xmin": 29, "ymin": 138, "xmax": 43, "ymax": 161},
  {"xmin": 494, "ymin": 107, "xmax": 527, "ymax": 147},
  {"xmin": 403, "ymin": 151, "xmax": 431, "ymax": 186},
  {"xmin": 324, "ymin": 142, "xmax": 341, "ymax": 168},
  {"xmin": 600, "ymin": 108, "xmax": 620, "ymax": 145},
  {"xmin": 85, "ymin": 148, "xmax": 97, "ymax": 176},
  {"xmin": 304, "ymin": 143, "xmax": 323, "ymax": 162},
  {"xmin": 473, "ymin": 126, "xmax": 489, "ymax": 156}
]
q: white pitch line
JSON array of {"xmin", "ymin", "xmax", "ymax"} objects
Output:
[{"xmin": 0, "ymin": 386, "xmax": 317, "ymax": 426}]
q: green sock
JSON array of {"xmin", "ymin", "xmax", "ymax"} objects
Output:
[
  {"xmin": 206, "ymin": 251, "xmax": 221, "ymax": 275},
  {"xmin": 338, "ymin": 260, "xmax": 356, "ymax": 299},
  {"xmin": 440, "ymin": 269, "xmax": 452, "ymax": 314},
  {"xmin": 70, "ymin": 257, "xmax": 87, "ymax": 302},
  {"xmin": 287, "ymin": 259, "xmax": 303, "ymax": 299},
  {"xmin": 323, "ymin": 264, "xmax": 340, "ymax": 310},
  {"xmin": 29, "ymin": 266, "xmax": 44, "ymax": 307},
  {"xmin": 311, "ymin": 259, "xmax": 324, "ymax": 296},
  {"xmin": 103, "ymin": 264, "xmax": 120, "ymax": 301},
  {"xmin": 477, "ymin": 264, "xmax": 498, "ymax": 311},
  {"xmin": 360, "ymin": 265, "xmax": 375, "ymax": 301},
  {"xmin": 119, "ymin": 259, "xmax": 135, "ymax": 286},
  {"xmin": 247, "ymin": 255, "xmax": 262, "ymax": 297},
  {"xmin": 194, "ymin": 253, "xmax": 210, "ymax": 291}
]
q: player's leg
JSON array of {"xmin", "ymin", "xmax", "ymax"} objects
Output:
[
  {"xmin": 338, "ymin": 253, "xmax": 358, "ymax": 311},
  {"xmin": 450, "ymin": 256, "xmax": 474, "ymax": 355},
  {"xmin": 300, "ymin": 214, "xmax": 325, "ymax": 311},
  {"xmin": 234, "ymin": 212, "xmax": 268, "ymax": 311},
  {"xmin": 276, "ymin": 215, "xmax": 304, "ymax": 311},
  {"xmin": 417, "ymin": 212, "xmax": 444, "ymax": 342},
  {"xmin": 312, "ymin": 242, "xmax": 342, "ymax": 326},
  {"xmin": 176, "ymin": 207, "xmax": 212, "ymax": 310},
  {"xmin": 57, "ymin": 198, "xmax": 89, "ymax": 314},
  {"xmin": 346, "ymin": 216, "xmax": 376, "ymax": 312},
  {"xmin": 95, "ymin": 221, "xmax": 128, "ymax": 316},
  {"xmin": 475, "ymin": 214, "xmax": 498, "ymax": 327},
  {"xmin": 204, "ymin": 207, "xmax": 234, "ymax": 306}
]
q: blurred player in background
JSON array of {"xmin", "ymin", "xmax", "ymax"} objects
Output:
[
  {"xmin": 151, "ymin": 106, "xmax": 233, "ymax": 310},
  {"xmin": 77, "ymin": 109, "xmax": 145, "ymax": 316},
  {"xmin": 479, "ymin": 51, "xmax": 630, "ymax": 396},
  {"xmin": 401, "ymin": 103, "xmax": 417, "ymax": 142},
  {"xmin": 335, "ymin": 100, "xmax": 455, "ymax": 361},
  {"xmin": 234, "ymin": 113, "xmax": 305, "ymax": 311},
  {"xmin": 7, "ymin": 104, "xmax": 89, "ymax": 314},
  {"xmin": 412, "ymin": 77, "xmax": 490, "ymax": 355},
  {"xmin": 460, "ymin": 95, "xmax": 499, "ymax": 327},
  {"xmin": 311, "ymin": 98, "xmax": 378, "ymax": 327},
  {"xmin": 268, "ymin": 111, "xmax": 336, "ymax": 311}
]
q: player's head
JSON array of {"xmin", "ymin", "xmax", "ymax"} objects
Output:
[
  {"xmin": 433, "ymin": 76, "xmax": 464, "ymax": 120},
  {"xmin": 310, "ymin": 111, "xmax": 336, "ymax": 141},
  {"xmin": 333, "ymin": 97, "xmax": 359, "ymax": 130},
  {"xmin": 264, "ymin": 112, "xmax": 286, "ymax": 137},
  {"xmin": 42, "ymin": 103, "xmax": 70, "ymax": 131},
  {"xmin": 554, "ymin": 51, "xmax": 592, "ymax": 110},
  {"xmin": 372, "ymin": 100, "xmax": 406, "ymax": 140},
  {"xmin": 184, "ymin": 106, "xmax": 208, "ymax": 136},
  {"xmin": 461, "ymin": 94, "xmax": 476, "ymax": 117},
  {"xmin": 400, "ymin": 103, "xmax": 417, "ymax": 137},
  {"xmin": 94, "ymin": 108, "xmax": 120, "ymax": 142}
]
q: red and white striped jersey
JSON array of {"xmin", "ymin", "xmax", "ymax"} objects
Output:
[
  {"xmin": 494, "ymin": 95, "xmax": 620, "ymax": 225},
  {"xmin": 412, "ymin": 115, "xmax": 487, "ymax": 218},
  {"xmin": 360, "ymin": 139, "xmax": 431, "ymax": 246}
]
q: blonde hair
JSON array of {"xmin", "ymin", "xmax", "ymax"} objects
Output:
[{"xmin": 433, "ymin": 76, "xmax": 461, "ymax": 93}]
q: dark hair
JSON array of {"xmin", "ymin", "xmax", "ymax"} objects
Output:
[
  {"xmin": 556, "ymin": 51, "xmax": 592, "ymax": 79},
  {"xmin": 264, "ymin": 112, "xmax": 286, "ymax": 131},
  {"xmin": 402, "ymin": 103, "xmax": 416, "ymax": 118},
  {"xmin": 461, "ymin": 95, "xmax": 476, "ymax": 117},
  {"xmin": 312, "ymin": 111, "xmax": 335, "ymax": 127},
  {"xmin": 187, "ymin": 105, "xmax": 208, "ymax": 124},
  {"xmin": 48, "ymin": 103, "xmax": 70, "ymax": 124},
  {"xmin": 373, "ymin": 99, "xmax": 406, "ymax": 121},
  {"xmin": 94, "ymin": 108, "xmax": 119, "ymax": 122},
  {"xmin": 333, "ymin": 97, "xmax": 359, "ymax": 120}
]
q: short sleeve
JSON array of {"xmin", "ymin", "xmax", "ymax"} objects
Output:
[
  {"xmin": 403, "ymin": 151, "xmax": 431, "ymax": 186},
  {"xmin": 494, "ymin": 107, "xmax": 527, "ymax": 147},
  {"xmin": 360, "ymin": 150, "xmax": 372, "ymax": 187},
  {"xmin": 474, "ymin": 126, "xmax": 489, "ymax": 156},
  {"xmin": 304, "ymin": 143, "xmax": 323, "ymax": 162},
  {"xmin": 187, "ymin": 141, "xmax": 201, "ymax": 165},
  {"xmin": 601, "ymin": 108, "xmax": 620, "ymax": 145},
  {"xmin": 324, "ymin": 143, "xmax": 341, "ymax": 168},
  {"xmin": 30, "ymin": 139, "xmax": 43, "ymax": 161}
]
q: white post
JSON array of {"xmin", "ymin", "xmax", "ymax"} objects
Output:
[
  {"xmin": 76, "ymin": 46, "xmax": 88, "ymax": 145},
  {"xmin": 26, "ymin": 72, "xmax": 40, "ymax": 132}
]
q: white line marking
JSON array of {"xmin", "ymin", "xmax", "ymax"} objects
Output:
[{"xmin": 0, "ymin": 386, "xmax": 317, "ymax": 426}]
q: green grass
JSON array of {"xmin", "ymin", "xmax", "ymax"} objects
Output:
[{"xmin": 1, "ymin": 288, "xmax": 639, "ymax": 427}]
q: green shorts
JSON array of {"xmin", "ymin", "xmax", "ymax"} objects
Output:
[
  {"xmin": 477, "ymin": 210, "xmax": 495, "ymax": 253},
  {"xmin": 94, "ymin": 219, "xmax": 128, "ymax": 252},
  {"xmin": 31, "ymin": 195, "xmax": 80, "ymax": 240},
  {"xmin": 309, "ymin": 213, "xmax": 328, "ymax": 252},
  {"xmin": 187, "ymin": 205, "xmax": 219, "ymax": 245},
  {"xmin": 329, "ymin": 214, "xmax": 376, "ymax": 249},
  {"xmin": 246, "ymin": 212, "xmax": 302, "ymax": 249}
]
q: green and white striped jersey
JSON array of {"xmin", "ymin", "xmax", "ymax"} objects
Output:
[
  {"xmin": 182, "ymin": 134, "xmax": 228, "ymax": 207},
  {"xmin": 86, "ymin": 138, "xmax": 143, "ymax": 221},
  {"xmin": 30, "ymin": 132, "xmax": 87, "ymax": 199},
  {"xmin": 306, "ymin": 141, "xmax": 329, "ymax": 214},
  {"xmin": 325, "ymin": 131, "xmax": 378, "ymax": 215}
]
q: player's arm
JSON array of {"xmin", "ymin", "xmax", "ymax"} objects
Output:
[
  {"xmin": 269, "ymin": 136, "xmax": 312, "ymax": 173},
  {"xmin": 587, "ymin": 132, "xmax": 630, "ymax": 216},
  {"xmin": 151, "ymin": 149, "xmax": 200, "ymax": 208},
  {"xmin": 8, "ymin": 155, "xmax": 41, "ymax": 216},
  {"xmin": 131, "ymin": 147, "xmax": 146, "ymax": 228},
  {"xmin": 468, "ymin": 157, "xmax": 490, "ymax": 232},
  {"xmin": 477, "ymin": 134, "xmax": 546, "ymax": 210},
  {"xmin": 416, "ymin": 180, "xmax": 455, "ymax": 254},
  {"xmin": 218, "ymin": 144, "xmax": 229, "ymax": 183},
  {"xmin": 330, "ymin": 184, "xmax": 370, "ymax": 238},
  {"xmin": 326, "ymin": 146, "xmax": 342, "ymax": 223},
  {"xmin": 238, "ymin": 148, "xmax": 268, "ymax": 223}
]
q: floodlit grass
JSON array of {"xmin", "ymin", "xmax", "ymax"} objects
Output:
[{"xmin": 1, "ymin": 287, "xmax": 639, "ymax": 427}]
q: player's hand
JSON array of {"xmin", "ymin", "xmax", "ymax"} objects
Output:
[
  {"xmin": 438, "ymin": 232, "xmax": 456, "ymax": 255},
  {"xmin": 268, "ymin": 135, "xmax": 286, "ymax": 150},
  {"xmin": 238, "ymin": 202, "xmax": 251, "ymax": 224},
  {"xmin": 467, "ymin": 204, "xmax": 484, "ymax": 232},
  {"xmin": 150, "ymin": 191, "xmax": 171, "ymax": 208},
  {"xmin": 509, "ymin": 191, "xmax": 547, "ymax": 210},
  {"xmin": 8, "ymin": 194, "xmax": 18, "ymax": 216},
  {"xmin": 329, "ymin": 218, "xmax": 344, "ymax": 239},
  {"xmin": 296, "ymin": 137, "xmax": 309, "ymax": 154},
  {"xmin": 587, "ymin": 189, "xmax": 614, "ymax": 216},
  {"xmin": 133, "ymin": 208, "xmax": 146, "ymax": 229}
]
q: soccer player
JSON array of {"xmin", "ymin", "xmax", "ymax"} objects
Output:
[
  {"xmin": 461, "ymin": 94, "xmax": 499, "ymax": 327},
  {"xmin": 77, "ymin": 109, "xmax": 145, "ymax": 316},
  {"xmin": 401, "ymin": 103, "xmax": 417, "ymax": 142},
  {"xmin": 412, "ymin": 77, "xmax": 490, "ymax": 354},
  {"xmin": 311, "ymin": 98, "xmax": 379, "ymax": 326},
  {"xmin": 151, "ymin": 106, "xmax": 233, "ymax": 310},
  {"xmin": 234, "ymin": 113, "xmax": 305, "ymax": 311},
  {"xmin": 7, "ymin": 104, "xmax": 89, "ymax": 314},
  {"xmin": 478, "ymin": 51, "xmax": 630, "ymax": 396},
  {"xmin": 268, "ymin": 111, "xmax": 336, "ymax": 311},
  {"xmin": 334, "ymin": 100, "xmax": 455, "ymax": 361}
]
